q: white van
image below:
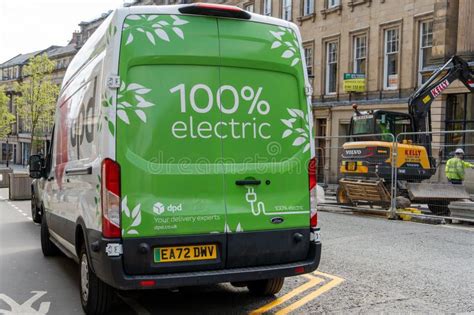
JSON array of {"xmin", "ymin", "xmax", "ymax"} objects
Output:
[{"xmin": 29, "ymin": 4, "xmax": 321, "ymax": 314}]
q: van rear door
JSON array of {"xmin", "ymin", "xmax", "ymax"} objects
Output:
[
  {"xmin": 217, "ymin": 20, "xmax": 311, "ymax": 268},
  {"xmin": 116, "ymin": 15, "xmax": 227, "ymax": 275}
]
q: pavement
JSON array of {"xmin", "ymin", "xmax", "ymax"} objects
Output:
[{"xmin": 0, "ymin": 187, "xmax": 473, "ymax": 314}]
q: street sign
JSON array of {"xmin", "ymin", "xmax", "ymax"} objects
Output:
[{"xmin": 343, "ymin": 73, "xmax": 366, "ymax": 92}]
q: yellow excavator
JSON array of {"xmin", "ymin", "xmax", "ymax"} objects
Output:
[{"xmin": 337, "ymin": 56, "xmax": 474, "ymax": 215}]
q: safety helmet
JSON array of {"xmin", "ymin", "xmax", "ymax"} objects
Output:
[{"xmin": 455, "ymin": 148, "xmax": 465, "ymax": 155}]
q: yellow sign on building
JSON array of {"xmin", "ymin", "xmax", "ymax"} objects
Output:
[{"xmin": 343, "ymin": 73, "xmax": 366, "ymax": 93}]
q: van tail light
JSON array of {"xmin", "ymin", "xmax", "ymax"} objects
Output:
[
  {"xmin": 308, "ymin": 157, "xmax": 317, "ymax": 228},
  {"xmin": 101, "ymin": 158, "xmax": 121, "ymax": 238},
  {"xmin": 179, "ymin": 3, "xmax": 251, "ymax": 19}
]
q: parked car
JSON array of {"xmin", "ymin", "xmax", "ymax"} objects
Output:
[{"xmin": 29, "ymin": 4, "xmax": 321, "ymax": 314}]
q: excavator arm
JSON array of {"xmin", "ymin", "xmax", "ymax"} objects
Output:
[{"xmin": 408, "ymin": 56, "xmax": 474, "ymax": 156}]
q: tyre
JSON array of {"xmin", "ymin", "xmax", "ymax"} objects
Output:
[
  {"xmin": 336, "ymin": 185, "xmax": 352, "ymax": 205},
  {"xmin": 428, "ymin": 201, "xmax": 450, "ymax": 216},
  {"xmin": 41, "ymin": 216, "xmax": 60, "ymax": 256},
  {"xmin": 247, "ymin": 278, "xmax": 285, "ymax": 296},
  {"xmin": 31, "ymin": 198, "xmax": 42, "ymax": 224},
  {"xmin": 79, "ymin": 245, "xmax": 114, "ymax": 315}
]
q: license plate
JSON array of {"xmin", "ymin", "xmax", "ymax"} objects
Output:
[
  {"xmin": 347, "ymin": 162, "xmax": 356, "ymax": 171},
  {"xmin": 154, "ymin": 244, "xmax": 217, "ymax": 263}
]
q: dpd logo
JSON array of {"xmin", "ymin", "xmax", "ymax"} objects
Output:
[{"xmin": 153, "ymin": 202, "xmax": 183, "ymax": 215}]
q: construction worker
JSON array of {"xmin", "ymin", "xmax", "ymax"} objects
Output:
[{"xmin": 445, "ymin": 148, "xmax": 474, "ymax": 185}]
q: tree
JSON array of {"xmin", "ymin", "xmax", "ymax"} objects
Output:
[
  {"xmin": 0, "ymin": 87, "xmax": 15, "ymax": 140},
  {"xmin": 14, "ymin": 54, "xmax": 59, "ymax": 155}
]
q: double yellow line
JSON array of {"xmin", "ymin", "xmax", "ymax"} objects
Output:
[{"xmin": 250, "ymin": 271, "xmax": 344, "ymax": 315}]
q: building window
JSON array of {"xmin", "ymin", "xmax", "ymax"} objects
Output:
[
  {"xmin": 383, "ymin": 28, "xmax": 399, "ymax": 90},
  {"xmin": 353, "ymin": 35, "xmax": 367, "ymax": 74},
  {"xmin": 303, "ymin": 0, "xmax": 314, "ymax": 16},
  {"xmin": 328, "ymin": 0, "xmax": 340, "ymax": 8},
  {"xmin": 281, "ymin": 0, "xmax": 292, "ymax": 21},
  {"xmin": 445, "ymin": 93, "xmax": 474, "ymax": 159},
  {"xmin": 244, "ymin": 3, "xmax": 255, "ymax": 12},
  {"xmin": 263, "ymin": 0, "xmax": 272, "ymax": 16},
  {"xmin": 418, "ymin": 20, "xmax": 433, "ymax": 85},
  {"xmin": 325, "ymin": 41, "xmax": 338, "ymax": 94},
  {"xmin": 304, "ymin": 46, "xmax": 313, "ymax": 76}
]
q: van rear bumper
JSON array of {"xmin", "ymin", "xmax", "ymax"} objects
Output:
[{"xmin": 91, "ymin": 240, "xmax": 321, "ymax": 291}]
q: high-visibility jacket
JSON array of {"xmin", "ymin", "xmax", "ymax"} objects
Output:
[{"xmin": 445, "ymin": 157, "xmax": 473, "ymax": 180}]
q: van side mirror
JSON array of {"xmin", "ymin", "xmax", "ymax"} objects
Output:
[{"xmin": 29, "ymin": 155, "xmax": 45, "ymax": 179}]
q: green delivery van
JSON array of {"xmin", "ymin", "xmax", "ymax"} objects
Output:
[{"xmin": 29, "ymin": 3, "xmax": 321, "ymax": 314}]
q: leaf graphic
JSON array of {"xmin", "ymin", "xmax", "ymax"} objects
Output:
[
  {"xmin": 128, "ymin": 229, "xmax": 138, "ymax": 235},
  {"xmin": 152, "ymin": 23, "xmax": 162, "ymax": 28},
  {"xmin": 127, "ymin": 83, "xmax": 144, "ymax": 91},
  {"xmin": 296, "ymin": 128, "xmax": 305, "ymax": 133},
  {"xmin": 131, "ymin": 212, "xmax": 141, "ymax": 227},
  {"xmin": 225, "ymin": 224, "xmax": 231, "ymax": 233},
  {"xmin": 135, "ymin": 95, "xmax": 154, "ymax": 108},
  {"xmin": 288, "ymin": 108, "xmax": 297, "ymax": 117},
  {"xmin": 137, "ymin": 27, "xmax": 145, "ymax": 33},
  {"xmin": 281, "ymin": 119, "xmax": 293, "ymax": 128},
  {"xmin": 122, "ymin": 196, "xmax": 130, "ymax": 217},
  {"xmin": 282, "ymin": 129, "xmax": 292, "ymax": 138},
  {"xmin": 123, "ymin": 23, "xmax": 129, "ymax": 29},
  {"xmin": 270, "ymin": 31, "xmax": 284, "ymax": 40},
  {"xmin": 284, "ymin": 41, "xmax": 294, "ymax": 47},
  {"xmin": 135, "ymin": 110, "xmax": 147, "ymax": 123},
  {"xmin": 278, "ymin": 26, "xmax": 286, "ymax": 31},
  {"xmin": 125, "ymin": 33, "xmax": 133, "ymax": 45},
  {"xmin": 136, "ymin": 88, "xmax": 151, "ymax": 95},
  {"xmin": 147, "ymin": 15, "xmax": 158, "ymax": 21},
  {"xmin": 271, "ymin": 41, "xmax": 282, "ymax": 49},
  {"xmin": 293, "ymin": 137, "xmax": 306, "ymax": 146},
  {"xmin": 289, "ymin": 118, "xmax": 296, "ymax": 123},
  {"xmin": 171, "ymin": 15, "xmax": 189, "ymax": 25},
  {"xmin": 120, "ymin": 101, "xmax": 133, "ymax": 108},
  {"xmin": 288, "ymin": 46, "xmax": 297, "ymax": 52},
  {"xmin": 303, "ymin": 143, "xmax": 310, "ymax": 153},
  {"xmin": 155, "ymin": 29, "xmax": 170, "ymax": 41},
  {"xmin": 282, "ymin": 50, "xmax": 294, "ymax": 59},
  {"xmin": 173, "ymin": 27, "xmax": 184, "ymax": 39},
  {"xmin": 236, "ymin": 223, "xmax": 243, "ymax": 232},
  {"xmin": 117, "ymin": 109, "xmax": 130, "ymax": 124},
  {"xmin": 158, "ymin": 20, "xmax": 169, "ymax": 26},
  {"xmin": 131, "ymin": 204, "xmax": 140, "ymax": 218},
  {"xmin": 127, "ymin": 15, "xmax": 141, "ymax": 20},
  {"xmin": 146, "ymin": 31, "xmax": 155, "ymax": 45},
  {"xmin": 292, "ymin": 109, "xmax": 305, "ymax": 118},
  {"xmin": 108, "ymin": 121, "xmax": 115, "ymax": 136},
  {"xmin": 120, "ymin": 81, "xmax": 125, "ymax": 91}
]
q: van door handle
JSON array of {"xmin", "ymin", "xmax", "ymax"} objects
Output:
[
  {"xmin": 65, "ymin": 166, "xmax": 92, "ymax": 176},
  {"xmin": 235, "ymin": 179, "xmax": 261, "ymax": 186}
]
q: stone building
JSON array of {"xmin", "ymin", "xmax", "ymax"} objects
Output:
[
  {"xmin": 211, "ymin": 0, "xmax": 474, "ymax": 184},
  {"xmin": 0, "ymin": 10, "xmax": 118, "ymax": 165},
  {"xmin": 0, "ymin": 45, "xmax": 77, "ymax": 165}
]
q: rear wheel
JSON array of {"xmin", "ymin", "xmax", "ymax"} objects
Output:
[
  {"xmin": 41, "ymin": 216, "xmax": 60, "ymax": 256},
  {"xmin": 428, "ymin": 201, "xmax": 450, "ymax": 216},
  {"xmin": 247, "ymin": 278, "xmax": 284, "ymax": 296},
  {"xmin": 336, "ymin": 185, "xmax": 352, "ymax": 205},
  {"xmin": 79, "ymin": 245, "xmax": 114, "ymax": 315}
]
